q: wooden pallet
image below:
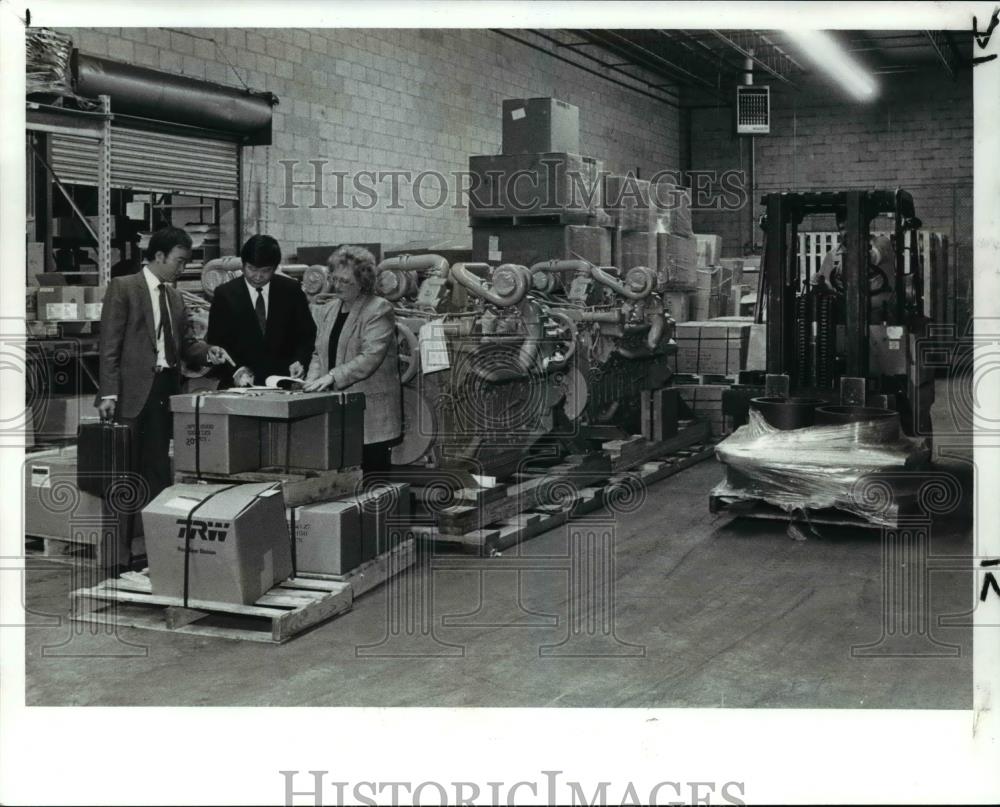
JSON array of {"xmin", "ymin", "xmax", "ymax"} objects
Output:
[
  {"xmin": 174, "ymin": 466, "xmax": 363, "ymax": 507},
  {"xmin": 413, "ymin": 434, "xmax": 717, "ymax": 553},
  {"xmin": 69, "ymin": 540, "xmax": 415, "ymax": 644},
  {"xmin": 709, "ymin": 493, "xmax": 906, "ymax": 530}
]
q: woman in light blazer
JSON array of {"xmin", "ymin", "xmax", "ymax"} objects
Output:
[{"xmin": 303, "ymin": 245, "xmax": 402, "ymax": 473}]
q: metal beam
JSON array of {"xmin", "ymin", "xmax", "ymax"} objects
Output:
[
  {"xmin": 26, "ymin": 103, "xmax": 111, "ymax": 139},
  {"xmin": 923, "ymin": 30, "xmax": 956, "ymax": 78},
  {"xmin": 710, "ymin": 30, "xmax": 799, "ymax": 85}
]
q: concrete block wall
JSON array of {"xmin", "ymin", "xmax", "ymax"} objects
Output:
[
  {"xmin": 56, "ymin": 27, "xmax": 681, "ymax": 259},
  {"xmin": 689, "ymin": 70, "xmax": 973, "ymax": 257}
]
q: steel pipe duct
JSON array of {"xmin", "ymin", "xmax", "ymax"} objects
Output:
[{"xmin": 73, "ymin": 53, "xmax": 277, "ymax": 143}]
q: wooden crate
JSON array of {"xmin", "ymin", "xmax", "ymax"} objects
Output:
[{"xmin": 69, "ymin": 540, "xmax": 415, "ymax": 644}]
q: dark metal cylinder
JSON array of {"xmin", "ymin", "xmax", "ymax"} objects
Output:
[
  {"xmin": 815, "ymin": 405, "xmax": 901, "ymax": 442},
  {"xmin": 750, "ymin": 396, "xmax": 825, "ymax": 430}
]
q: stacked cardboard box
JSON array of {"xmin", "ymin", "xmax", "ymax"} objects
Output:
[
  {"xmin": 36, "ymin": 286, "xmax": 87, "ymax": 321},
  {"xmin": 605, "ymin": 175, "xmax": 656, "ymax": 233},
  {"xmin": 171, "ymin": 391, "xmax": 365, "ymax": 475},
  {"xmin": 694, "ymin": 268, "xmax": 722, "ymax": 320},
  {"xmin": 694, "ymin": 234, "xmax": 723, "ymax": 267},
  {"xmin": 33, "ymin": 394, "xmax": 100, "ymax": 441},
  {"xmin": 677, "ymin": 384, "xmax": 729, "ymax": 436},
  {"xmin": 663, "ymin": 290, "xmax": 695, "ymax": 323},
  {"xmin": 143, "ymin": 482, "xmax": 293, "ymax": 605},
  {"xmin": 468, "ymin": 152, "xmax": 604, "ymax": 219},
  {"xmin": 657, "ymin": 232, "xmax": 698, "ymax": 288},
  {"xmin": 673, "ymin": 320, "xmax": 752, "ymax": 376},
  {"xmin": 287, "ymin": 482, "xmax": 412, "ymax": 575},
  {"xmin": 651, "ymin": 182, "xmax": 692, "ymax": 237},
  {"xmin": 502, "ymin": 97, "xmax": 580, "ymax": 154},
  {"xmin": 472, "ymin": 224, "xmax": 610, "ymax": 267}
]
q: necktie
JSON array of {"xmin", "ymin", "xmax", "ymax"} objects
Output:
[
  {"xmin": 158, "ymin": 284, "xmax": 177, "ymax": 367},
  {"xmin": 255, "ymin": 289, "xmax": 267, "ymax": 335}
]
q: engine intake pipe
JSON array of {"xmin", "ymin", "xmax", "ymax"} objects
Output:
[
  {"xmin": 590, "ymin": 265, "xmax": 656, "ymax": 300},
  {"xmin": 451, "ymin": 262, "xmax": 530, "ymax": 307}
]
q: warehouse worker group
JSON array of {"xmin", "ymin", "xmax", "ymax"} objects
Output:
[{"xmin": 96, "ymin": 227, "xmax": 402, "ymax": 570}]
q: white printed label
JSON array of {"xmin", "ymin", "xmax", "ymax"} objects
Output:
[
  {"xmin": 45, "ymin": 303, "xmax": 78, "ymax": 320},
  {"xmin": 488, "ymin": 251, "xmax": 502, "ymax": 262},
  {"xmin": 84, "ymin": 303, "xmax": 102, "ymax": 320},
  {"xmin": 510, "ymin": 107, "xmax": 526, "ymax": 120},
  {"xmin": 31, "ymin": 465, "xmax": 51, "ymax": 488},
  {"xmin": 163, "ymin": 495, "xmax": 205, "ymax": 511},
  {"xmin": 419, "ymin": 319, "xmax": 451, "ymax": 374}
]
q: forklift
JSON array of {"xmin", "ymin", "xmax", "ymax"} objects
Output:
[{"xmin": 756, "ymin": 189, "xmax": 934, "ymax": 438}]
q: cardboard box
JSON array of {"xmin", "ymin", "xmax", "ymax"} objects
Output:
[
  {"xmin": 604, "ymin": 176, "xmax": 655, "ymax": 232},
  {"xmin": 719, "ymin": 258, "xmax": 744, "ymax": 285},
  {"xmin": 694, "ymin": 234, "xmax": 723, "ymax": 267},
  {"xmin": 288, "ymin": 498, "xmax": 363, "ymax": 575},
  {"xmin": 171, "ymin": 391, "xmax": 365, "ymax": 474},
  {"xmin": 502, "ymin": 97, "xmax": 580, "ymax": 155},
  {"xmin": 471, "ymin": 224, "xmax": 611, "ymax": 267},
  {"xmin": 36, "ymin": 286, "xmax": 86, "ymax": 321},
  {"xmin": 677, "ymin": 384, "xmax": 728, "ymax": 436},
  {"xmin": 674, "ymin": 321, "xmax": 751, "ymax": 375},
  {"xmin": 468, "ymin": 153, "xmax": 604, "ymax": 219},
  {"xmin": 24, "ymin": 447, "xmax": 100, "ymax": 539},
  {"xmin": 143, "ymin": 482, "xmax": 292, "ymax": 605},
  {"xmin": 640, "ymin": 388, "xmax": 679, "ymax": 441},
  {"xmin": 287, "ymin": 481, "xmax": 411, "ymax": 575},
  {"xmin": 651, "ymin": 183, "xmax": 692, "ymax": 236},
  {"xmin": 657, "ymin": 233, "xmax": 697, "ymax": 287},
  {"xmin": 27, "ymin": 242, "xmax": 47, "ymax": 284},
  {"xmin": 621, "ymin": 231, "xmax": 656, "ymax": 270},
  {"xmin": 83, "ymin": 286, "xmax": 104, "ymax": 321},
  {"xmin": 694, "ymin": 291, "xmax": 721, "ymax": 321},
  {"xmin": 264, "ymin": 393, "xmax": 365, "ymax": 471},
  {"xmin": 746, "ymin": 324, "xmax": 767, "ymax": 371},
  {"xmin": 33, "ymin": 394, "xmax": 99, "ymax": 439},
  {"xmin": 172, "ymin": 412, "xmax": 262, "ymax": 475},
  {"xmin": 663, "ymin": 290, "xmax": 695, "ymax": 323}
]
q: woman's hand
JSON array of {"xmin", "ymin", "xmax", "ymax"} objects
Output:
[{"xmin": 303, "ymin": 371, "xmax": 336, "ymax": 392}]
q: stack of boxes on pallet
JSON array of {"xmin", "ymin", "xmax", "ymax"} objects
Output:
[
  {"xmin": 135, "ymin": 391, "xmax": 412, "ymax": 605},
  {"xmin": 608, "ymin": 174, "xmax": 695, "ymax": 315},
  {"xmin": 470, "ymin": 98, "xmax": 611, "ymax": 267}
]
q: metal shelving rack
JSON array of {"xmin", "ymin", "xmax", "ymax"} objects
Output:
[{"xmin": 26, "ymin": 94, "xmax": 113, "ymax": 286}]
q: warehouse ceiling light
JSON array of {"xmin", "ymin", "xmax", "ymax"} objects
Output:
[{"xmin": 784, "ymin": 30, "xmax": 878, "ymax": 101}]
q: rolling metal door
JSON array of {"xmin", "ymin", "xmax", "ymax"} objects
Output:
[{"xmin": 50, "ymin": 126, "xmax": 239, "ymax": 199}]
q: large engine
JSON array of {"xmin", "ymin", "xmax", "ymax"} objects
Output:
[{"xmin": 375, "ymin": 254, "xmax": 676, "ymax": 479}]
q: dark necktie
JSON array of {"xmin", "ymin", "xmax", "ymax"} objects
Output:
[
  {"xmin": 158, "ymin": 284, "xmax": 177, "ymax": 367},
  {"xmin": 255, "ymin": 289, "xmax": 267, "ymax": 335}
]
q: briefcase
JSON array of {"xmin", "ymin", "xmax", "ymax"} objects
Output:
[{"xmin": 77, "ymin": 420, "xmax": 135, "ymax": 498}]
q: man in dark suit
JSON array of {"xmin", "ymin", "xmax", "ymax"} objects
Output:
[
  {"xmin": 97, "ymin": 226, "xmax": 228, "ymax": 567},
  {"xmin": 206, "ymin": 234, "xmax": 317, "ymax": 387}
]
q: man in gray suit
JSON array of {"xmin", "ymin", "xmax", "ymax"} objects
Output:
[{"xmin": 97, "ymin": 226, "xmax": 228, "ymax": 508}]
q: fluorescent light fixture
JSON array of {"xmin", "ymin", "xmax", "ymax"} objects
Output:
[{"xmin": 785, "ymin": 30, "xmax": 878, "ymax": 101}]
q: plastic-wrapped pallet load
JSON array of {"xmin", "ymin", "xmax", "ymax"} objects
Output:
[
  {"xmin": 694, "ymin": 234, "xmax": 723, "ymax": 267},
  {"xmin": 713, "ymin": 410, "xmax": 931, "ymax": 527},
  {"xmin": 652, "ymin": 182, "xmax": 692, "ymax": 236}
]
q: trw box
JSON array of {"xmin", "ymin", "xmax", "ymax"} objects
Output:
[{"xmin": 143, "ymin": 482, "xmax": 292, "ymax": 605}]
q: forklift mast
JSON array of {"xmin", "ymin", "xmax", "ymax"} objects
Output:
[{"xmin": 760, "ymin": 189, "xmax": 921, "ymax": 388}]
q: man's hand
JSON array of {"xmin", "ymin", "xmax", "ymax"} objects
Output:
[
  {"xmin": 233, "ymin": 366, "xmax": 254, "ymax": 387},
  {"xmin": 289, "ymin": 361, "xmax": 305, "ymax": 379},
  {"xmin": 206, "ymin": 345, "xmax": 234, "ymax": 366},
  {"xmin": 97, "ymin": 398, "xmax": 116, "ymax": 421},
  {"xmin": 303, "ymin": 372, "xmax": 335, "ymax": 392}
]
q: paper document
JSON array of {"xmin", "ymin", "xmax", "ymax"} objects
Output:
[{"xmin": 418, "ymin": 319, "xmax": 451, "ymax": 374}]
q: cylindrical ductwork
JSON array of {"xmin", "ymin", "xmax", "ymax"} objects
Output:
[
  {"xmin": 378, "ymin": 254, "xmax": 450, "ymax": 278},
  {"xmin": 73, "ymin": 53, "xmax": 277, "ymax": 142}
]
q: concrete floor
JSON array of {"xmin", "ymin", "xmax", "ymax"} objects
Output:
[{"xmin": 24, "ymin": 378, "xmax": 975, "ymax": 707}]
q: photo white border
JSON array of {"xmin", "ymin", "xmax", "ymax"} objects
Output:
[{"xmin": 1, "ymin": 2, "xmax": 998, "ymax": 804}]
